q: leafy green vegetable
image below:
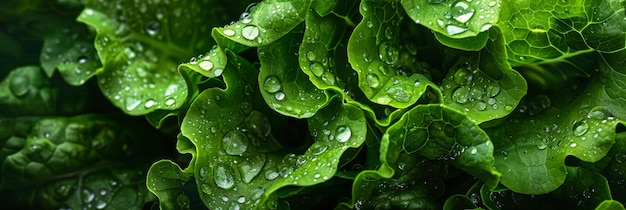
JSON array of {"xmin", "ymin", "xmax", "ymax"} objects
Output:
[{"xmin": 4, "ymin": 0, "xmax": 626, "ymax": 209}]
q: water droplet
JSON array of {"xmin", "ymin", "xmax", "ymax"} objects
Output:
[
  {"xmin": 451, "ymin": 1, "xmax": 475, "ymax": 23},
  {"xmin": 615, "ymin": 153, "xmax": 626, "ymax": 163},
  {"xmin": 570, "ymin": 143, "xmax": 578, "ymax": 148},
  {"xmin": 454, "ymin": 68, "xmax": 472, "ymax": 85},
  {"xmin": 145, "ymin": 21, "xmax": 160, "ymax": 36},
  {"xmin": 224, "ymin": 29, "xmax": 236, "ymax": 36},
  {"xmin": 452, "ymin": 86, "xmax": 470, "ymax": 104},
  {"xmin": 237, "ymin": 196, "xmax": 246, "ymax": 203},
  {"xmin": 378, "ymin": 42, "xmax": 399, "ymax": 65},
  {"xmin": 573, "ymin": 120, "xmax": 589, "ymax": 136},
  {"xmin": 366, "ymin": 74, "xmax": 380, "ymax": 88},
  {"xmin": 362, "ymin": 53, "xmax": 372, "ymax": 63},
  {"xmin": 306, "ymin": 51, "xmax": 316, "ymax": 61},
  {"xmin": 165, "ymin": 98, "xmax": 176, "ymax": 106},
  {"xmin": 386, "ymin": 84, "xmax": 412, "ymax": 103},
  {"xmin": 96, "ymin": 200, "xmax": 107, "ymax": 209},
  {"xmin": 82, "ymin": 188, "xmax": 95, "ymax": 203},
  {"xmin": 476, "ymin": 101, "xmax": 487, "ymax": 111},
  {"xmin": 199, "ymin": 166, "xmax": 208, "ymax": 178},
  {"xmin": 366, "ymin": 21, "xmax": 374, "ymax": 28},
  {"xmin": 264, "ymin": 169, "xmax": 279, "ymax": 180},
  {"xmin": 242, "ymin": 26, "xmax": 260, "ymax": 40},
  {"xmin": 274, "ymin": 92, "xmax": 285, "ymax": 100},
  {"xmin": 537, "ymin": 143, "xmax": 548, "ymax": 150},
  {"xmin": 335, "ymin": 126, "xmax": 352, "ymax": 142},
  {"xmin": 480, "ymin": 23, "xmax": 492, "ymax": 32},
  {"xmin": 222, "ymin": 130, "xmax": 249, "ymax": 156},
  {"xmin": 125, "ymin": 97, "xmax": 141, "ymax": 111},
  {"xmin": 238, "ymin": 154, "xmax": 266, "ymax": 183},
  {"xmin": 77, "ymin": 55, "xmax": 88, "ymax": 64},
  {"xmin": 310, "ymin": 144, "xmax": 328, "ymax": 156},
  {"xmin": 587, "ymin": 107, "xmax": 612, "ymax": 120},
  {"xmin": 486, "ymin": 82, "xmax": 501, "ymax": 97},
  {"xmin": 428, "ymin": 0, "xmax": 446, "ymax": 4},
  {"xmin": 199, "ymin": 61, "xmax": 214, "ymax": 71},
  {"xmin": 470, "ymin": 148, "xmax": 477, "ymax": 154},
  {"xmin": 445, "ymin": 25, "xmax": 469, "ymax": 35},
  {"xmin": 144, "ymin": 99, "xmax": 156, "ymax": 108},
  {"xmin": 309, "ymin": 62, "xmax": 324, "ymax": 77},
  {"xmin": 488, "ymin": 1, "xmax": 497, "ymax": 7},
  {"xmin": 9, "ymin": 74, "xmax": 29, "ymax": 96},
  {"xmin": 321, "ymin": 72, "xmax": 336, "ymax": 85},
  {"xmin": 213, "ymin": 68, "xmax": 224, "ymax": 77},
  {"xmin": 213, "ymin": 164, "xmax": 236, "ymax": 189},
  {"xmin": 245, "ymin": 111, "xmax": 272, "ymax": 138},
  {"xmin": 263, "ymin": 76, "xmax": 281, "ymax": 93}
]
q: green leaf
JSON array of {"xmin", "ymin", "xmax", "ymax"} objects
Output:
[
  {"xmin": 443, "ymin": 195, "xmax": 479, "ymax": 210},
  {"xmin": 40, "ymin": 22, "xmax": 100, "ymax": 86},
  {"xmin": 434, "ymin": 30, "xmax": 489, "ymax": 51},
  {"xmin": 496, "ymin": 0, "xmax": 625, "ymax": 66},
  {"xmin": 595, "ymin": 200, "xmax": 626, "ymax": 210},
  {"xmin": 0, "ymin": 114, "xmax": 159, "ymax": 209},
  {"xmin": 384, "ymin": 104, "xmax": 500, "ymax": 188},
  {"xmin": 214, "ymin": 0, "xmax": 311, "ymax": 48},
  {"xmin": 441, "ymin": 28, "xmax": 527, "ymax": 123},
  {"xmin": 173, "ymin": 54, "xmax": 367, "ymax": 209},
  {"xmin": 401, "ymin": 0, "xmax": 501, "ymax": 38},
  {"xmin": 147, "ymin": 160, "xmax": 194, "ymax": 210},
  {"xmin": 77, "ymin": 0, "xmax": 232, "ymax": 115},
  {"xmin": 348, "ymin": 0, "xmax": 439, "ymax": 108},
  {"xmin": 259, "ymin": 30, "xmax": 329, "ymax": 118}
]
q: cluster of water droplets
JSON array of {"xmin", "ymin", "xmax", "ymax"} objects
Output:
[
  {"xmin": 222, "ymin": 3, "xmax": 263, "ymax": 44},
  {"xmin": 447, "ymin": 64, "xmax": 513, "ymax": 112},
  {"xmin": 304, "ymin": 44, "xmax": 337, "ymax": 86},
  {"xmin": 413, "ymin": 0, "xmax": 498, "ymax": 35},
  {"xmin": 189, "ymin": 48, "xmax": 224, "ymax": 78}
]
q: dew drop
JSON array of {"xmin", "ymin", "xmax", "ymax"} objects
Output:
[
  {"xmin": 321, "ymin": 72, "xmax": 336, "ymax": 85},
  {"xmin": 537, "ymin": 143, "xmax": 548, "ymax": 150},
  {"xmin": 144, "ymin": 99, "xmax": 156, "ymax": 108},
  {"xmin": 366, "ymin": 21, "xmax": 374, "ymax": 28},
  {"xmin": 264, "ymin": 170, "xmax": 279, "ymax": 180},
  {"xmin": 165, "ymin": 98, "xmax": 176, "ymax": 106},
  {"xmin": 309, "ymin": 62, "xmax": 325, "ymax": 77},
  {"xmin": 528, "ymin": 94, "xmax": 551, "ymax": 116},
  {"xmin": 213, "ymin": 164, "xmax": 236, "ymax": 189},
  {"xmin": 263, "ymin": 76, "xmax": 281, "ymax": 93},
  {"xmin": 486, "ymin": 82, "xmax": 501, "ymax": 97},
  {"xmin": 452, "ymin": 86, "xmax": 470, "ymax": 104},
  {"xmin": 237, "ymin": 196, "xmax": 246, "ymax": 203},
  {"xmin": 587, "ymin": 107, "xmax": 612, "ymax": 120},
  {"xmin": 199, "ymin": 166, "xmax": 208, "ymax": 178},
  {"xmin": 573, "ymin": 121, "xmax": 589, "ymax": 137},
  {"xmin": 451, "ymin": 1, "xmax": 475, "ymax": 23},
  {"xmin": 223, "ymin": 29, "xmax": 236, "ymax": 36},
  {"xmin": 238, "ymin": 154, "xmax": 266, "ymax": 183},
  {"xmin": 82, "ymin": 188, "xmax": 95, "ymax": 203},
  {"xmin": 362, "ymin": 53, "xmax": 372, "ymax": 63},
  {"xmin": 386, "ymin": 84, "xmax": 412, "ymax": 103},
  {"xmin": 453, "ymin": 68, "xmax": 472, "ymax": 85},
  {"xmin": 274, "ymin": 92, "xmax": 285, "ymax": 100},
  {"xmin": 145, "ymin": 21, "xmax": 160, "ymax": 36},
  {"xmin": 570, "ymin": 143, "xmax": 578, "ymax": 148},
  {"xmin": 213, "ymin": 68, "xmax": 224, "ymax": 77},
  {"xmin": 335, "ymin": 126, "xmax": 352, "ymax": 142},
  {"xmin": 488, "ymin": 1, "xmax": 497, "ymax": 6},
  {"xmin": 306, "ymin": 51, "xmax": 316, "ymax": 61},
  {"xmin": 242, "ymin": 26, "xmax": 260, "ymax": 40},
  {"xmin": 378, "ymin": 42, "xmax": 399, "ymax": 65},
  {"xmin": 221, "ymin": 130, "xmax": 249, "ymax": 156},
  {"xmin": 310, "ymin": 144, "xmax": 328, "ymax": 156},
  {"xmin": 366, "ymin": 74, "xmax": 381, "ymax": 88},
  {"xmin": 125, "ymin": 97, "xmax": 141, "ymax": 111},
  {"xmin": 199, "ymin": 61, "xmax": 214, "ymax": 71},
  {"xmin": 77, "ymin": 55, "xmax": 88, "ymax": 64},
  {"xmin": 445, "ymin": 24, "xmax": 469, "ymax": 35},
  {"xmin": 476, "ymin": 101, "xmax": 487, "ymax": 111},
  {"xmin": 480, "ymin": 23, "xmax": 493, "ymax": 32},
  {"xmin": 96, "ymin": 200, "xmax": 107, "ymax": 209}
]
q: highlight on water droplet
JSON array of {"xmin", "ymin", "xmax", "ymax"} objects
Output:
[
  {"xmin": 144, "ymin": 99, "xmax": 156, "ymax": 108},
  {"xmin": 213, "ymin": 164, "xmax": 236, "ymax": 189},
  {"xmin": 309, "ymin": 62, "xmax": 325, "ymax": 77},
  {"xmin": 572, "ymin": 120, "xmax": 589, "ymax": 137},
  {"xmin": 221, "ymin": 130, "xmax": 249, "ymax": 156},
  {"xmin": 223, "ymin": 29, "xmax": 236, "ymax": 36},
  {"xmin": 450, "ymin": 1, "xmax": 475, "ymax": 23},
  {"xmin": 366, "ymin": 74, "xmax": 380, "ymax": 88},
  {"xmin": 199, "ymin": 61, "xmax": 214, "ymax": 71},
  {"xmin": 274, "ymin": 92, "xmax": 285, "ymax": 100},
  {"xmin": 452, "ymin": 86, "xmax": 470, "ymax": 104},
  {"xmin": 445, "ymin": 25, "xmax": 469, "ymax": 35}
]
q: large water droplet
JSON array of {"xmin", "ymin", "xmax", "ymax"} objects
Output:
[
  {"xmin": 476, "ymin": 101, "xmax": 487, "ymax": 111},
  {"xmin": 587, "ymin": 107, "xmax": 612, "ymax": 120},
  {"xmin": 335, "ymin": 126, "xmax": 352, "ymax": 142},
  {"xmin": 309, "ymin": 144, "xmax": 328, "ymax": 156},
  {"xmin": 306, "ymin": 51, "xmax": 316, "ymax": 61},
  {"xmin": 222, "ymin": 130, "xmax": 249, "ymax": 156},
  {"xmin": 378, "ymin": 42, "xmax": 399, "ymax": 65},
  {"xmin": 199, "ymin": 166, "xmax": 208, "ymax": 178},
  {"xmin": 263, "ymin": 76, "xmax": 281, "ymax": 93},
  {"xmin": 486, "ymin": 82, "xmax": 501, "ymax": 97},
  {"xmin": 445, "ymin": 25, "xmax": 469, "ymax": 35},
  {"xmin": 264, "ymin": 169, "xmax": 279, "ymax": 180},
  {"xmin": 213, "ymin": 164, "xmax": 236, "ymax": 189},
  {"xmin": 537, "ymin": 143, "xmax": 548, "ymax": 150},
  {"xmin": 451, "ymin": 1, "xmax": 475, "ymax": 23},
  {"xmin": 452, "ymin": 86, "xmax": 470, "ymax": 104},
  {"xmin": 242, "ymin": 26, "xmax": 260, "ymax": 40},
  {"xmin": 453, "ymin": 68, "xmax": 472, "ymax": 85},
  {"xmin": 238, "ymin": 154, "xmax": 266, "ymax": 183},
  {"xmin": 96, "ymin": 200, "xmax": 107, "ymax": 209},
  {"xmin": 573, "ymin": 120, "xmax": 589, "ymax": 136},
  {"xmin": 366, "ymin": 74, "xmax": 380, "ymax": 88},
  {"xmin": 144, "ymin": 99, "xmax": 156, "ymax": 108},
  {"xmin": 77, "ymin": 55, "xmax": 88, "ymax": 64},
  {"xmin": 82, "ymin": 188, "xmax": 95, "ymax": 203},
  {"xmin": 321, "ymin": 72, "xmax": 335, "ymax": 85},
  {"xmin": 125, "ymin": 97, "xmax": 141, "ymax": 111},
  {"xmin": 199, "ymin": 61, "xmax": 214, "ymax": 71},
  {"xmin": 9, "ymin": 74, "xmax": 29, "ymax": 96},
  {"xmin": 310, "ymin": 62, "xmax": 324, "ymax": 77}
]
